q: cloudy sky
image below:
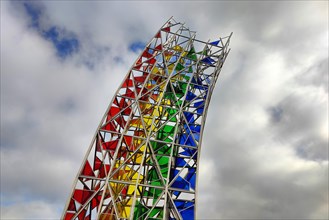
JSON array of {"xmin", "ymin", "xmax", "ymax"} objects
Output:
[{"xmin": 1, "ymin": 1, "xmax": 328, "ymax": 219}]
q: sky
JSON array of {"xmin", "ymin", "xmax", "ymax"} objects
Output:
[{"xmin": 0, "ymin": 1, "xmax": 328, "ymax": 219}]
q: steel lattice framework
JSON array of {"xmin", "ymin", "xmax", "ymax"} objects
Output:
[{"xmin": 63, "ymin": 18, "xmax": 231, "ymax": 220}]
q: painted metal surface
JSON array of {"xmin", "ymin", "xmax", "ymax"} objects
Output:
[{"xmin": 62, "ymin": 18, "xmax": 231, "ymax": 220}]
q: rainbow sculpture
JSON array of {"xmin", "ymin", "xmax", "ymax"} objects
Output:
[{"xmin": 62, "ymin": 18, "xmax": 231, "ymax": 220}]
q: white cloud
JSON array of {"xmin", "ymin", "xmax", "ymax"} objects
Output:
[
  {"xmin": 1, "ymin": 1, "xmax": 328, "ymax": 219},
  {"xmin": 1, "ymin": 200, "xmax": 59, "ymax": 219}
]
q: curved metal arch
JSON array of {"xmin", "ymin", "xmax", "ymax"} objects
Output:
[{"xmin": 62, "ymin": 18, "xmax": 231, "ymax": 220}]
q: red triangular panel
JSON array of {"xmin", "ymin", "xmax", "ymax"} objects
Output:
[
  {"xmin": 162, "ymin": 27, "xmax": 170, "ymax": 32},
  {"xmin": 102, "ymin": 139, "xmax": 119, "ymax": 151},
  {"xmin": 68, "ymin": 198, "xmax": 76, "ymax": 211},
  {"xmin": 82, "ymin": 161, "xmax": 95, "ymax": 177},
  {"xmin": 155, "ymin": 44, "xmax": 162, "ymax": 51},
  {"xmin": 124, "ymin": 135, "xmax": 133, "ymax": 149},
  {"xmin": 122, "ymin": 78, "xmax": 134, "ymax": 88},
  {"xmin": 94, "ymin": 156, "xmax": 102, "ymax": 170},
  {"xmin": 134, "ymin": 75, "xmax": 147, "ymax": 84},
  {"xmin": 78, "ymin": 209, "xmax": 86, "ymax": 220},
  {"xmin": 155, "ymin": 31, "xmax": 161, "ymax": 38},
  {"xmin": 107, "ymin": 106, "xmax": 121, "ymax": 121},
  {"xmin": 73, "ymin": 189, "xmax": 84, "ymax": 204},
  {"xmin": 123, "ymin": 88, "xmax": 135, "ymax": 98},
  {"xmin": 142, "ymin": 49, "xmax": 152, "ymax": 58},
  {"xmin": 64, "ymin": 212, "xmax": 74, "ymax": 220}
]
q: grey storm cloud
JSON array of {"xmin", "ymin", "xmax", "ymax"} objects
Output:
[{"xmin": 1, "ymin": 1, "xmax": 328, "ymax": 219}]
